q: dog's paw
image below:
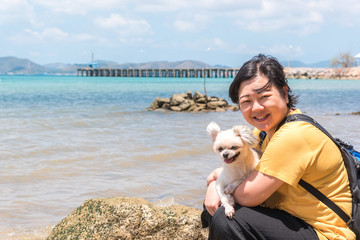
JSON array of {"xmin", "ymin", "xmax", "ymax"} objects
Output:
[
  {"xmin": 224, "ymin": 206, "xmax": 235, "ymax": 219},
  {"xmin": 224, "ymin": 185, "xmax": 235, "ymax": 194},
  {"xmin": 224, "ymin": 180, "xmax": 243, "ymax": 194}
]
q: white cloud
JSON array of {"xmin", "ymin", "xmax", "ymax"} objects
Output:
[
  {"xmin": 214, "ymin": 38, "xmax": 224, "ymax": 47},
  {"xmin": 230, "ymin": 43, "xmax": 304, "ymax": 59},
  {"xmin": 2, "ymin": 0, "xmax": 360, "ymax": 64},
  {"xmin": 173, "ymin": 13, "xmax": 211, "ymax": 32},
  {"xmin": 134, "ymin": 0, "xmax": 261, "ymax": 13},
  {"xmin": 95, "ymin": 14, "xmax": 128, "ymax": 29},
  {"xmin": 173, "ymin": 20, "xmax": 195, "ymax": 31},
  {"xmin": 323, "ymin": 0, "xmax": 360, "ymax": 26},
  {"xmin": 32, "ymin": 0, "xmax": 128, "ymax": 15},
  {"xmin": 73, "ymin": 33, "xmax": 96, "ymax": 42},
  {"xmin": 10, "ymin": 27, "xmax": 95, "ymax": 44},
  {"xmin": 0, "ymin": 0, "xmax": 34, "ymax": 25},
  {"xmin": 134, "ymin": 0, "xmax": 186, "ymax": 12},
  {"xmin": 233, "ymin": 0, "xmax": 360, "ymax": 34},
  {"xmin": 136, "ymin": 0, "xmax": 359, "ymax": 35},
  {"xmin": 267, "ymin": 44, "xmax": 304, "ymax": 58},
  {"xmin": 233, "ymin": 0, "xmax": 325, "ymax": 35},
  {"xmin": 94, "ymin": 14, "xmax": 152, "ymax": 36},
  {"xmin": 24, "ymin": 28, "xmax": 68, "ymax": 41}
]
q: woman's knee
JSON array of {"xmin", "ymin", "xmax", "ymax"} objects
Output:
[{"xmin": 209, "ymin": 207, "xmax": 240, "ymax": 239}]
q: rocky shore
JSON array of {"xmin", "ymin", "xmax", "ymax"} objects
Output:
[
  {"xmin": 146, "ymin": 91, "xmax": 239, "ymax": 112},
  {"xmin": 284, "ymin": 67, "xmax": 360, "ymax": 80},
  {"xmin": 47, "ymin": 197, "xmax": 207, "ymax": 240}
]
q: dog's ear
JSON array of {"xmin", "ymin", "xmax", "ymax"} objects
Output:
[
  {"xmin": 207, "ymin": 122, "xmax": 220, "ymax": 142},
  {"xmin": 232, "ymin": 125, "xmax": 257, "ymax": 147}
]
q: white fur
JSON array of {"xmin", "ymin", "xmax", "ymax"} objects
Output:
[{"xmin": 207, "ymin": 122, "xmax": 260, "ymax": 218}]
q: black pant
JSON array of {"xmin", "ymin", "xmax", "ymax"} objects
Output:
[{"xmin": 201, "ymin": 204, "xmax": 319, "ymax": 240}]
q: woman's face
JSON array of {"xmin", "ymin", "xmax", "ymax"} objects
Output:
[{"xmin": 238, "ymin": 74, "xmax": 289, "ymax": 137}]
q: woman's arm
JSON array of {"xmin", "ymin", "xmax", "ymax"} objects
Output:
[
  {"xmin": 233, "ymin": 169, "xmax": 284, "ymax": 206},
  {"xmin": 204, "ymin": 167, "xmax": 284, "ymax": 215}
]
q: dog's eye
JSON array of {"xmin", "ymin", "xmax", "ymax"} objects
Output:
[
  {"xmin": 218, "ymin": 147, "xmax": 223, "ymax": 152},
  {"xmin": 231, "ymin": 146, "xmax": 238, "ymax": 150}
]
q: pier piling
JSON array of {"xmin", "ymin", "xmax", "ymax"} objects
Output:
[{"xmin": 77, "ymin": 68, "xmax": 239, "ymax": 78}]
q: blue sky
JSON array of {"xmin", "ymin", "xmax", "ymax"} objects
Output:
[{"xmin": 1, "ymin": 0, "xmax": 360, "ymax": 67}]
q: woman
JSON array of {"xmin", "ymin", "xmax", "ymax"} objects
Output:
[{"xmin": 201, "ymin": 54, "xmax": 355, "ymax": 240}]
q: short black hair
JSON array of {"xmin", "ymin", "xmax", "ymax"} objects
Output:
[{"xmin": 229, "ymin": 54, "xmax": 298, "ymax": 109}]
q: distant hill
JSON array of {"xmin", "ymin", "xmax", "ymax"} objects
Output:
[
  {"xmin": 0, "ymin": 57, "xmax": 215, "ymax": 75},
  {"xmin": 43, "ymin": 62, "xmax": 88, "ymax": 75},
  {"xmin": 116, "ymin": 60, "xmax": 212, "ymax": 69},
  {"xmin": 309, "ymin": 60, "xmax": 331, "ymax": 68},
  {"xmin": 0, "ymin": 56, "xmax": 48, "ymax": 75},
  {"xmin": 0, "ymin": 56, "xmax": 334, "ymax": 75}
]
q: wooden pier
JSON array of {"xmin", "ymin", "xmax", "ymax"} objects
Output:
[{"xmin": 77, "ymin": 68, "xmax": 240, "ymax": 78}]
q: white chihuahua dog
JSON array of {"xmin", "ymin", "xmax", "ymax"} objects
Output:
[{"xmin": 207, "ymin": 122, "xmax": 260, "ymax": 218}]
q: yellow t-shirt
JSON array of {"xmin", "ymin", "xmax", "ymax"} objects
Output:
[{"xmin": 254, "ymin": 109, "xmax": 354, "ymax": 240}]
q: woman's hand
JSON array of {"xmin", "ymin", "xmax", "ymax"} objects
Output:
[
  {"xmin": 206, "ymin": 167, "xmax": 223, "ymax": 187},
  {"xmin": 204, "ymin": 181, "xmax": 221, "ymax": 216},
  {"xmin": 204, "ymin": 167, "xmax": 223, "ymax": 216}
]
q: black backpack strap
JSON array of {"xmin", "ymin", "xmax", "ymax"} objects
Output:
[
  {"xmin": 282, "ymin": 114, "xmax": 352, "ymax": 224},
  {"xmin": 299, "ymin": 179, "xmax": 351, "ymax": 224},
  {"xmin": 281, "ymin": 114, "xmax": 335, "ymax": 143},
  {"xmin": 258, "ymin": 131, "xmax": 267, "ymax": 147}
]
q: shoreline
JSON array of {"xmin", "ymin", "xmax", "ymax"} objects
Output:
[{"xmin": 284, "ymin": 67, "xmax": 360, "ymax": 80}]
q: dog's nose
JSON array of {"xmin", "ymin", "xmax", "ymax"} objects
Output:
[{"xmin": 223, "ymin": 153, "xmax": 229, "ymax": 158}]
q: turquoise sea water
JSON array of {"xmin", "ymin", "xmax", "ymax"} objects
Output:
[{"xmin": 1, "ymin": 75, "xmax": 360, "ymax": 239}]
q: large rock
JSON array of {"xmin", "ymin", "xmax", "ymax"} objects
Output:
[
  {"xmin": 178, "ymin": 100, "xmax": 193, "ymax": 111},
  {"xmin": 170, "ymin": 94, "xmax": 186, "ymax": 106},
  {"xmin": 147, "ymin": 98, "xmax": 171, "ymax": 110},
  {"xmin": 146, "ymin": 92, "xmax": 239, "ymax": 112},
  {"xmin": 207, "ymin": 100, "xmax": 228, "ymax": 109},
  {"xmin": 47, "ymin": 197, "xmax": 208, "ymax": 240},
  {"xmin": 195, "ymin": 97, "xmax": 207, "ymax": 104},
  {"xmin": 193, "ymin": 91, "xmax": 204, "ymax": 101},
  {"xmin": 147, "ymin": 97, "xmax": 161, "ymax": 110}
]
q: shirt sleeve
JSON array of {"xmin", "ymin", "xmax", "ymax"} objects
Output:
[{"xmin": 255, "ymin": 123, "xmax": 316, "ymax": 187}]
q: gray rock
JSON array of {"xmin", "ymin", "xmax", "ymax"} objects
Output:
[
  {"xmin": 195, "ymin": 97, "xmax": 207, "ymax": 104},
  {"xmin": 146, "ymin": 92, "xmax": 239, "ymax": 112},
  {"xmin": 147, "ymin": 97, "xmax": 171, "ymax": 110},
  {"xmin": 227, "ymin": 105, "xmax": 240, "ymax": 111},
  {"xmin": 215, "ymin": 107, "xmax": 226, "ymax": 112},
  {"xmin": 162, "ymin": 103, "xmax": 171, "ymax": 109},
  {"xmin": 208, "ymin": 97, "xmax": 219, "ymax": 102},
  {"xmin": 170, "ymin": 94, "xmax": 186, "ymax": 106},
  {"xmin": 178, "ymin": 100, "xmax": 193, "ymax": 111},
  {"xmin": 158, "ymin": 97, "xmax": 171, "ymax": 105},
  {"xmin": 187, "ymin": 105, "xmax": 197, "ymax": 112},
  {"xmin": 170, "ymin": 106, "xmax": 182, "ymax": 111},
  {"xmin": 195, "ymin": 103, "xmax": 207, "ymax": 109},
  {"xmin": 186, "ymin": 91, "xmax": 193, "ymax": 99},
  {"xmin": 193, "ymin": 91, "xmax": 203, "ymax": 101},
  {"xmin": 147, "ymin": 97, "xmax": 161, "ymax": 110},
  {"xmin": 207, "ymin": 101, "xmax": 228, "ymax": 109}
]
